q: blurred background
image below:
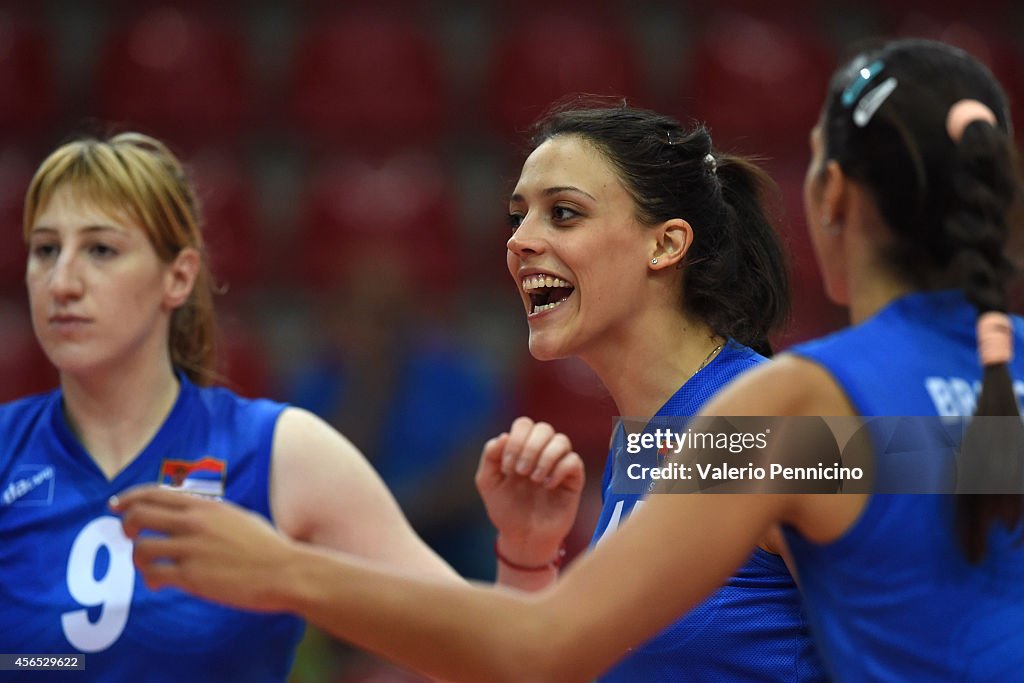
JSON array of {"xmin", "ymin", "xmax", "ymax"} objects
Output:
[{"xmin": 0, "ymin": 0, "xmax": 1021, "ymax": 679}]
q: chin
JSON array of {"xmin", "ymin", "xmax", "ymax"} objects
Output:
[
  {"xmin": 527, "ymin": 334, "xmax": 571, "ymax": 362},
  {"xmin": 42, "ymin": 347, "xmax": 103, "ymax": 379},
  {"xmin": 823, "ymin": 280, "xmax": 849, "ymax": 307}
]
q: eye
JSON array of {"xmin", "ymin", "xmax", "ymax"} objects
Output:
[
  {"xmin": 552, "ymin": 205, "xmax": 580, "ymax": 222},
  {"xmin": 31, "ymin": 243, "xmax": 58, "ymax": 260},
  {"xmin": 507, "ymin": 212, "xmax": 524, "ymax": 232},
  {"xmin": 88, "ymin": 243, "xmax": 118, "ymax": 259}
]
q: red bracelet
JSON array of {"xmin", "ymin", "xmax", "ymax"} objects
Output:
[{"xmin": 494, "ymin": 539, "xmax": 566, "ymax": 572}]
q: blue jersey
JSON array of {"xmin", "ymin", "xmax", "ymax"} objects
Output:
[
  {"xmin": 0, "ymin": 374, "xmax": 304, "ymax": 682},
  {"xmin": 592, "ymin": 342, "xmax": 825, "ymax": 681},
  {"xmin": 788, "ymin": 290, "xmax": 1024, "ymax": 681}
]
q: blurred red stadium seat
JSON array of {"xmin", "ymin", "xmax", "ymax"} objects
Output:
[
  {"xmin": 186, "ymin": 151, "xmax": 265, "ymax": 296},
  {"xmin": 0, "ymin": 149, "xmax": 32, "ymax": 295},
  {"xmin": 512, "ymin": 356, "xmax": 615, "ymax": 469},
  {"xmin": 870, "ymin": 0, "xmax": 1016, "ymax": 24},
  {"xmin": 687, "ymin": 0, "xmax": 824, "ymax": 12},
  {"xmin": 680, "ymin": 12, "xmax": 835, "ymax": 155},
  {"xmin": 0, "ymin": 298, "xmax": 57, "ymax": 403},
  {"xmin": 94, "ymin": 5, "xmax": 251, "ymax": 150},
  {"xmin": 0, "ymin": 12, "xmax": 57, "ymax": 145},
  {"xmin": 484, "ymin": 8, "xmax": 648, "ymax": 140},
  {"xmin": 287, "ymin": 9, "xmax": 447, "ymax": 153},
  {"xmin": 881, "ymin": 15, "xmax": 1024, "ymax": 138},
  {"xmin": 216, "ymin": 316, "xmax": 272, "ymax": 399},
  {"xmin": 293, "ymin": 152, "xmax": 461, "ymax": 294}
]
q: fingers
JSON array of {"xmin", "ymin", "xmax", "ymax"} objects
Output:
[
  {"xmin": 497, "ymin": 417, "xmax": 577, "ymax": 483},
  {"xmin": 504, "ymin": 417, "xmax": 557, "ymax": 476},
  {"xmin": 502, "ymin": 417, "xmax": 537, "ymax": 474},
  {"xmin": 529, "ymin": 433, "xmax": 572, "ymax": 483},
  {"xmin": 475, "ymin": 433, "xmax": 510, "ymax": 490},
  {"xmin": 545, "ymin": 452, "xmax": 585, "ymax": 492},
  {"xmin": 135, "ymin": 561, "xmax": 182, "ymax": 592},
  {"xmin": 120, "ymin": 501, "xmax": 197, "ymax": 538},
  {"xmin": 109, "ymin": 484, "xmax": 197, "ymax": 512},
  {"xmin": 133, "ymin": 536, "xmax": 187, "ymax": 566}
]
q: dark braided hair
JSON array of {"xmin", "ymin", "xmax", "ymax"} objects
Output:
[{"xmin": 821, "ymin": 39, "xmax": 1024, "ymax": 562}]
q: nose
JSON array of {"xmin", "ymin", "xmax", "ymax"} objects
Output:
[
  {"xmin": 506, "ymin": 213, "xmax": 545, "ymax": 259},
  {"xmin": 48, "ymin": 251, "xmax": 84, "ymax": 302}
]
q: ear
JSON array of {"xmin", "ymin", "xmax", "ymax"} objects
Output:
[
  {"xmin": 820, "ymin": 160, "xmax": 847, "ymax": 229},
  {"xmin": 163, "ymin": 247, "xmax": 201, "ymax": 310},
  {"xmin": 814, "ymin": 160, "xmax": 851, "ymax": 304},
  {"xmin": 649, "ymin": 218, "xmax": 693, "ymax": 271}
]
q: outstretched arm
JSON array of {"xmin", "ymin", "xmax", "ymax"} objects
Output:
[
  {"xmin": 114, "ymin": 480, "xmax": 791, "ymax": 682},
  {"xmin": 113, "ymin": 357, "xmax": 857, "ymax": 681}
]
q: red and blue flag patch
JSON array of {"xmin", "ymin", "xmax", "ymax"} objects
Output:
[{"xmin": 158, "ymin": 456, "xmax": 226, "ymax": 497}]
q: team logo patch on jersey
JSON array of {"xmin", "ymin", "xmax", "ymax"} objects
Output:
[
  {"xmin": 1, "ymin": 464, "xmax": 55, "ymax": 506},
  {"xmin": 159, "ymin": 456, "xmax": 226, "ymax": 497}
]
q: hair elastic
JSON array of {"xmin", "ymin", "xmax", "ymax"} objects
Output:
[
  {"xmin": 946, "ymin": 99, "xmax": 997, "ymax": 142},
  {"xmin": 977, "ymin": 311, "xmax": 1013, "ymax": 366}
]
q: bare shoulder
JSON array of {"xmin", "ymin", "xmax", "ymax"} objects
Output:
[
  {"xmin": 702, "ymin": 353, "xmax": 856, "ymax": 417},
  {"xmin": 704, "ymin": 354, "xmax": 868, "ymax": 542},
  {"xmin": 274, "ymin": 406, "xmax": 360, "ymax": 454},
  {"xmin": 269, "ymin": 407, "xmax": 372, "ymax": 540}
]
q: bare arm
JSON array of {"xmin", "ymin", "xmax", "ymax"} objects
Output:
[
  {"xmin": 115, "ymin": 356, "xmax": 865, "ymax": 682},
  {"xmin": 270, "ymin": 406, "xmax": 457, "ymax": 582},
  {"xmin": 117, "ymin": 481, "xmax": 792, "ymax": 682}
]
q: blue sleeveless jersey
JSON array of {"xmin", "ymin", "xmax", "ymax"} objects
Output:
[
  {"xmin": 787, "ymin": 290, "xmax": 1024, "ymax": 681},
  {"xmin": 592, "ymin": 342, "xmax": 826, "ymax": 681},
  {"xmin": 0, "ymin": 374, "xmax": 304, "ymax": 682}
]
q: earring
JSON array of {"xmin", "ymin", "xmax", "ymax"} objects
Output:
[
  {"xmin": 651, "ymin": 258, "xmax": 659, "ymax": 265},
  {"xmin": 821, "ymin": 215, "xmax": 841, "ymax": 235}
]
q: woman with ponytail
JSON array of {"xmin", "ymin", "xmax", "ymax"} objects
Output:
[
  {"xmin": 472, "ymin": 104, "xmax": 821, "ymax": 681},
  {"xmin": 116, "ymin": 40, "xmax": 1024, "ymax": 682}
]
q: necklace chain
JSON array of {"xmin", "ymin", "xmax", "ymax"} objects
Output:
[{"xmin": 691, "ymin": 342, "xmax": 723, "ymax": 379}]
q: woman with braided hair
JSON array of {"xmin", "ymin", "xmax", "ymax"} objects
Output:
[{"xmin": 116, "ymin": 39, "xmax": 1024, "ymax": 681}]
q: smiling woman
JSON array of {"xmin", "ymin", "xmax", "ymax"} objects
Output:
[{"xmin": 474, "ymin": 104, "xmax": 823, "ymax": 681}]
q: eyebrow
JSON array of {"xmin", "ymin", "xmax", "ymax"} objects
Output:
[
  {"xmin": 30, "ymin": 224, "xmax": 130, "ymax": 237},
  {"xmin": 509, "ymin": 186, "xmax": 597, "ymax": 203}
]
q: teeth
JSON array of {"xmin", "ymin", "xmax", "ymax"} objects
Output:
[
  {"xmin": 523, "ymin": 275, "xmax": 572, "ymax": 290},
  {"xmin": 532, "ymin": 298, "xmax": 568, "ymax": 314}
]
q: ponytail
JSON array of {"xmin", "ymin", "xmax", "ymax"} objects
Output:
[
  {"xmin": 949, "ymin": 119, "xmax": 1024, "ymax": 563},
  {"xmin": 690, "ymin": 153, "xmax": 788, "ymax": 347}
]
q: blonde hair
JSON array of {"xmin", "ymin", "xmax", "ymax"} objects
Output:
[{"xmin": 24, "ymin": 132, "xmax": 218, "ymax": 386}]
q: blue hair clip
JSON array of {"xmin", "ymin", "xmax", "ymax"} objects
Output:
[{"xmin": 841, "ymin": 60, "xmax": 885, "ymax": 108}]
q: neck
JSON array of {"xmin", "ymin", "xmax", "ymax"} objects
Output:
[
  {"xmin": 61, "ymin": 356, "xmax": 181, "ymax": 480},
  {"xmin": 845, "ymin": 237, "xmax": 914, "ymax": 325},
  {"xmin": 580, "ymin": 305, "xmax": 722, "ymax": 419},
  {"xmin": 840, "ymin": 180, "xmax": 917, "ymax": 324}
]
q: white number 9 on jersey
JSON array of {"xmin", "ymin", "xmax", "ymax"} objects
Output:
[{"xmin": 61, "ymin": 516, "xmax": 136, "ymax": 652}]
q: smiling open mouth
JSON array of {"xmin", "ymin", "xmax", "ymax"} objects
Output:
[{"xmin": 523, "ymin": 275, "xmax": 575, "ymax": 315}]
